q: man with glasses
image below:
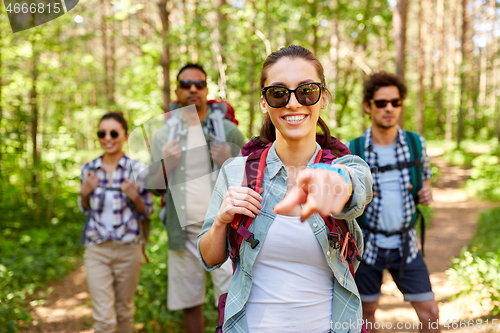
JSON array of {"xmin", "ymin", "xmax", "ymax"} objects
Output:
[
  {"xmin": 348, "ymin": 72, "xmax": 440, "ymax": 332},
  {"xmin": 148, "ymin": 63, "xmax": 245, "ymax": 333}
]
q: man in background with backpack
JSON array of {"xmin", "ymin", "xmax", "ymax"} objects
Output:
[
  {"xmin": 148, "ymin": 63, "xmax": 245, "ymax": 333},
  {"xmin": 349, "ymin": 72, "xmax": 440, "ymax": 332}
]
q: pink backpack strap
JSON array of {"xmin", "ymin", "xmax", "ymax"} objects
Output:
[{"xmin": 228, "ymin": 145, "xmax": 271, "ymax": 272}]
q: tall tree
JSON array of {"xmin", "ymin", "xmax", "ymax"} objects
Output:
[
  {"xmin": 109, "ymin": 19, "xmax": 117, "ymax": 106},
  {"xmin": 100, "ymin": 0, "xmax": 110, "ymax": 107},
  {"xmin": 457, "ymin": 0, "xmax": 469, "ymax": 147},
  {"xmin": 213, "ymin": 0, "xmax": 228, "ymax": 98},
  {"xmin": 328, "ymin": 14, "xmax": 339, "ymax": 130},
  {"xmin": 478, "ymin": 6, "xmax": 488, "ymax": 111},
  {"xmin": 30, "ymin": 35, "xmax": 40, "ymax": 210},
  {"xmin": 446, "ymin": 0, "xmax": 457, "ymax": 141},
  {"xmin": 489, "ymin": 0, "xmax": 497, "ymax": 112},
  {"xmin": 393, "ymin": 0, "xmax": 408, "ymax": 127},
  {"xmin": 159, "ymin": 0, "xmax": 171, "ymax": 113},
  {"xmin": 435, "ymin": 0, "xmax": 445, "ymax": 133},
  {"xmin": 247, "ymin": 0, "xmax": 258, "ymax": 137},
  {"xmin": 417, "ymin": 0, "xmax": 427, "ymax": 134}
]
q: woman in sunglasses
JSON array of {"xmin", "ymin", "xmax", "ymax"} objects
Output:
[
  {"xmin": 198, "ymin": 45, "xmax": 373, "ymax": 333},
  {"xmin": 78, "ymin": 112, "xmax": 153, "ymax": 333}
]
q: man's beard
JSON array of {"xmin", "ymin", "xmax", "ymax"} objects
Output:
[{"xmin": 374, "ymin": 117, "xmax": 397, "ymax": 129}]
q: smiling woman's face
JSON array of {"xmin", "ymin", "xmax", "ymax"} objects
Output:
[
  {"xmin": 261, "ymin": 57, "xmax": 327, "ymax": 144},
  {"xmin": 98, "ymin": 119, "xmax": 127, "ymax": 155}
]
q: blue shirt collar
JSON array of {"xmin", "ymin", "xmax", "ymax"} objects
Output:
[
  {"xmin": 265, "ymin": 141, "xmax": 322, "ymax": 180},
  {"xmin": 363, "ymin": 126, "xmax": 407, "ymax": 150}
]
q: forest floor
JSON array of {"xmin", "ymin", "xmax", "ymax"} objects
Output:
[{"xmin": 23, "ymin": 149, "xmax": 498, "ymax": 333}]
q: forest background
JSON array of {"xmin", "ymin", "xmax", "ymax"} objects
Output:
[{"xmin": 0, "ymin": 0, "xmax": 499, "ymax": 332}]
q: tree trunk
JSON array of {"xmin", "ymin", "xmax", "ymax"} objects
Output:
[
  {"xmin": 310, "ymin": 0, "xmax": 319, "ymax": 55},
  {"xmin": 248, "ymin": 0, "xmax": 257, "ymax": 137},
  {"xmin": 0, "ymin": 22, "xmax": 3, "ymax": 203},
  {"xmin": 457, "ymin": 0, "xmax": 469, "ymax": 147},
  {"xmin": 158, "ymin": 0, "xmax": 171, "ymax": 113},
  {"xmin": 393, "ymin": 0, "xmax": 408, "ymax": 127},
  {"xmin": 30, "ymin": 37, "xmax": 40, "ymax": 214},
  {"xmin": 428, "ymin": 0, "xmax": 436, "ymax": 91},
  {"xmin": 329, "ymin": 16, "xmax": 339, "ymax": 130},
  {"xmin": 265, "ymin": 0, "xmax": 271, "ymax": 44},
  {"xmin": 445, "ymin": 0, "xmax": 457, "ymax": 141},
  {"xmin": 478, "ymin": 6, "xmax": 488, "ymax": 113},
  {"xmin": 435, "ymin": 0, "xmax": 445, "ymax": 134},
  {"xmin": 213, "ymin": 0, "xmax": 228, "ymax": 99},
  {"xmin": 489, "ymin": 0, "xmax": 497, "ymax": 120},
  {"xmin": 0, "ymin": 21, "xmax": 3, "ymax": 178},
  {"xmin": 417, "ymin": 0, "xmax": 426, "ymax": 134},
  {"xmin": 100, "ymin": 0, "xmax": 110, "ymax": 107},
  {"xmin": 109, "ymin": 20, "xmax": 116, "ymax": 106}
]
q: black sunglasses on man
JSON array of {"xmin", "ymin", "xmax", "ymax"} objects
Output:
[
  {"xmin": 178, "ymin": 80, "xmax": 207, "ymax": 90},
  {"xmin": 370, "ymin": 98, "xmax": 402, "ymax": 109}
]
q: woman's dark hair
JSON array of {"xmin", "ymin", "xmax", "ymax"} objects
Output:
[
  {"xmin": 259, "ymin": 45, "xmax": 333, "ymax": 150},
  {"xmin": 362, "ymin": 71, "xmax": 407, "ymax": 103},
  {"xmin": 99, "ymin": 112, "xmax": 128, "ymax": 134}
]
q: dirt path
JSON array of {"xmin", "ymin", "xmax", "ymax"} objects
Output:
[
  {"xmin": 376, "ymin": 148, "xmax": 498, "ymax": 333},
  {"xmin": 24, "ymin": 148, "xmax": 497, "ymax": 333},
  {"xmin": 24, "ymin": 265, "xmax": 93, "ymax": 333}
]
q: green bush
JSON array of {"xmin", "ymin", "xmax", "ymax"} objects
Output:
[
  {"xmin": 0, "ymin": 206, "xmax": 83, "ymax": 332},
  {"xmin": 442, "ymin": 149, "xmax": 479, "ymax": 168},
  {"xmin": 446, "ymin": 207, "xmax": 500, "ymax": 316},
  {"xmin": 465, "ymin": 149, "xmax": 500, "ymax": 201}
]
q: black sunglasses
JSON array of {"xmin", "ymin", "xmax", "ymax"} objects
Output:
[
  {"xmin": 178, "ymin": 80, "xmax": 207, "ymax": 90},
  {"xmin": 97, "ymin": 130, "xmax": 119, "ymax": 139},
  {"xmin": 371, "ymin": 98, "xmax": 402, "ymax": 108},
  {"xmin": 262, "ymin": 82, "xmax": 324, "ymax": 108}
]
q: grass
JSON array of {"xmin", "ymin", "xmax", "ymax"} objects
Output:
[{"xmin": 446, "ymin": 207, "xmax": 500, "ymax": 316}]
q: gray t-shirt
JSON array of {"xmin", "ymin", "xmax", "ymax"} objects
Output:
[{"xmin": 373, "ymin": 144, "xmax": 404, "ymax": 249}]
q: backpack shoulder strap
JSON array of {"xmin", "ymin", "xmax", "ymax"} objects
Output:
[
  {"xmin": 228, "ymin": 146, "xmax": 270, "ymax": 270},
  {"xmin": 209, "ymin": 102, "xmax": 228, "ymax": 115},
  {"xmin": 349, "ymin": 136, "xmax": 365, "ymax": 161},
  {"xmin": 206, "ymin": 104, "xmax": 227, "ymax": 143},
  {"xmin": 405, "ymin": 131, "xmax": 423, "ymax": 202},
  {"xmin": 348, "ymin": 138, "xmax": 369, "ymax": 230}
]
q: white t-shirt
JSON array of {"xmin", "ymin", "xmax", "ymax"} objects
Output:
[
  {"xmin": 185, "ymin": 125, "xmax": 212, "ymax": 226},
  {"xmin": 245, "ymin": 214, "xmax": 334, "ymax": 333},
  {"xmin": 101, "ymin": 190, "xmax": 115, "ymax": 232}
]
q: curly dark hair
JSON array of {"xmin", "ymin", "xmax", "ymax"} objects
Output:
[{"xmin": 362, "ymin": 72, "xmax": 407, "ymax": 103}]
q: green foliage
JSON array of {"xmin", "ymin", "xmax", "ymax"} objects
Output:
[
  {"xmin": 0, "ymin": 196, "xmax": 83, "ymax": 332},
  {"xmin": 446, "ymin": 207, "xmax": 500, "ymax": 316},
  {"xmin": 465, "ymin": 146, "xmax": 500, "ymax": 201},
  {"xmin": 442, "ymin": 149, "xmax": 479, "ymax": 168}
]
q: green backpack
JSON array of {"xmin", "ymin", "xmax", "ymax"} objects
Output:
[{"xmin": 349, "ymin": 131, "xmax": 426, "ymax": 275}]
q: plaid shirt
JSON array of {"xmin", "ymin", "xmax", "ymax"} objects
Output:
[
  {"xmin": 78, "ymin": 154, "xmax": 153, "ymax": 248},
  {"xmin": 356, "ymin": 127, "xmax": 431, "ymax": 266},
  {"xmin": 197, "ymin": 143, "xmax": 374, "ymax": 333}
]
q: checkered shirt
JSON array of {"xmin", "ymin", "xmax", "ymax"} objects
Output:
[
  {"xmin": 78, "ymin": 154, "xmax": 153, "ymax": 247},
  {"xmin": 359, "ymin": 127, "xmax": 431, "ymax": 266}
]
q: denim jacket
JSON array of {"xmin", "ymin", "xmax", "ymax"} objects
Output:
[{"xmin": 197, "ymin": 142, "xmax": 373, "ymax": 333}]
